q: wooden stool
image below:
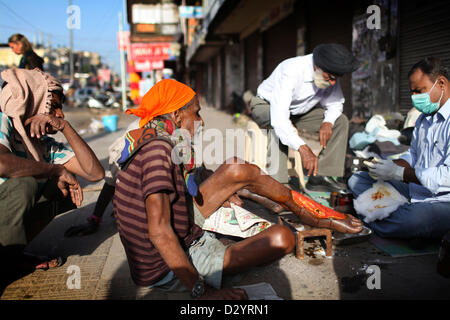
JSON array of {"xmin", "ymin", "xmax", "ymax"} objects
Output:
[{"xmin": 278, "ymin": 216, "xmax": 333, "ymax": 259}]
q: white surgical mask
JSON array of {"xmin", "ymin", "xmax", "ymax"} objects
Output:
[{"xmin": 314, "ymin": 68, "xmax": 332, "ymax": 89}]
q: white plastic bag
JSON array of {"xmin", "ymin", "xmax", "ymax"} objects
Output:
[
  {"xmin": 365, "ymin": 114, "xmax": 401, "ymax": 144},
  {"xmin": 353, "ymin": 181, "xmax": 408, "ymax": 223}
]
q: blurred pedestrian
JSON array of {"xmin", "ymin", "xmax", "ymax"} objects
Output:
[{"xmin": 8, "ymin": 34, "xmax": 44, "ymax": 71}]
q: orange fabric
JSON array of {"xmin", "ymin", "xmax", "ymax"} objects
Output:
[
  {"xmin": 291, "ymin": 190, "xmax": 346, "ymax": 220},
  {"xmin": 126, "ymin": 79, "xmax": 196, "ymax": 128}
]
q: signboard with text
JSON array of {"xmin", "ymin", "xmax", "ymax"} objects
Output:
[
  {"xmin": 130, "ymin": 42, "xmax": 171, "ymax": 61},
  {"xmin": 132, "ymin": 60, "xmax": 164, "ymax": 72},
  {"xmin": 179, "ymin": 6, "xmax": 203, "ymax": 19}
]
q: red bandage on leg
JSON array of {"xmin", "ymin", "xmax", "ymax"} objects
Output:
[{"xmin": 291, "ymin": 190, "xmax": 346, "ymax": 220}]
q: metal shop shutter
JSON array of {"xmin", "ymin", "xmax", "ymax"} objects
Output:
[{"xmin": 399, "ymin": 0, "xmax": 450, "ymax": 115}]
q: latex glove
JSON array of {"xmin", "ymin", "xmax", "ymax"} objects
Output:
[{"xmin": 366, "ymin": 158, "xmax": 404, "ymax": 181}]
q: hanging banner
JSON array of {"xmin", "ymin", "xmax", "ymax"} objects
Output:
[
  {"xmin": 179, "ymin": 6, "xmax": 203, "ymax": 19},
  {"xmin": 130, "ymin": 42, "xmax": 171, "ymax": 61},
  {"xmin": 134, "ymin": 60, "xmax": 164, "ymax": 72}
]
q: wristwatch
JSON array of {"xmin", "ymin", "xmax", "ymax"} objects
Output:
[{"xmin": 191, "ymin": 276, "xmax": 205, "ymax": 299}]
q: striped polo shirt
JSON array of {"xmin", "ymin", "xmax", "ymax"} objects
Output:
[{"xmin": 113, "ymin": 139, "xmax": 204, "ymax": 287}]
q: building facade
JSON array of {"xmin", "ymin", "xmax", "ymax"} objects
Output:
[{"xmin": 182, "ymin": 0, "xmax": 450, "ymax": 120}]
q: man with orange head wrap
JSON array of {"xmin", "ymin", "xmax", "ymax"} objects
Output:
[{"xmin": 113, "ymin": 79, "xmax": 362, "ymax": 300}]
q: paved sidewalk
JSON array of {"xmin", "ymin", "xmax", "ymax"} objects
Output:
[{"xmin": 1, "ymin": 106, "xmax": 449, "ymax": 300}]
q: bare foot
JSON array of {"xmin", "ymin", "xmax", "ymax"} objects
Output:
[
  {"xmin": 293, "ymin": 208, "xmax": 363, "ymax": 234},
  {"xmin": 327, "ymin": 214, "xmax": 363, "ymax": 234}
]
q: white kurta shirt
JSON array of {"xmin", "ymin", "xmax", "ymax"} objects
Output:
[{"xmin": 256, "ymin": 54, "xmax": 345, "ymax": 151}]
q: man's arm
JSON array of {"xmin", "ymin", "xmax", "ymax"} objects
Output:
[
  {"xmin": 269, "ymin": 68, "xmax": 305, "ymax": 151},
  {"xmin": 0, "ymin": 144, "xmax": 83, "ymax": 206},
  {"xmin": 146, "ymin": 192, "xmax": 246, "ymax": 300},
  {"xmin": 146, "ymin": 192, "xmax": 200, "ymax": 291},
  {"xmin": 319, "ymin": 80, "xmax": 345, "ymax": 148},
  {"xmin": 0, "ymin": 144, "xmax": 61, "ymax": 178},
  {"xmin": 59, "ymin": 121, "xmax": 104, "ymax": 181},
  {"xmin": 394, "ymin": 159, "xmax": 421, "ymax": 185},
  {"xmin": 25, "ymin": 114, "xmax": 104, "ymax": 182}
]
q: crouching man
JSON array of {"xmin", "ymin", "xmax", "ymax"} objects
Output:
[
  {"xmin": 114, "ymin": 79, "xmax": 362, "ymax": 300},
  {"xmin": 0, "ymin": 68, "xmax": 104, "ymax": 275}
]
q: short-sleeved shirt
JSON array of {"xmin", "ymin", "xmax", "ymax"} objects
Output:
[
  {"xmin": 113, "ymin": 139, "xmax": 204, "ymax": 287},
  {"xmin": 0, "ymin": 112, "xmax": 75, "ymax": 186}
]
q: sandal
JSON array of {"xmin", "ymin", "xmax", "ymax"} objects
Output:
[{"xmin": 35, "ymin": 256, "xmax": 66, "ymax": 271}]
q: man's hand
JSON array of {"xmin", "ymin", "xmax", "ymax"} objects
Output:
[
  {"xmin": 200, "ymin": 286, "xmax": 248, "ymax": 300},
  {"xmin": 24, "ymin": 114, "xmax": 66, "ymax": 138},
  {"xmin": 319, "ymin": 122, "xmax": 333, "ymax": 149},
  {"xmin": 222, "ymin": 193, "xmax": 243, "ymax": 208},
  {"xmin": 366, "ymin": 158, "xmax": 404, "ymax": 181},
  {"xmin": 298, "ymin": 145, "xmax": 318, "ymax": 176},
  {"xmin": 54, "ymin": 166, "xmax": 83, "ymax": 207}
]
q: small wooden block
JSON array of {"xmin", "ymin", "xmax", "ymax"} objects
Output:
[
  {"xmin": 295, "ymin": 228, "xmax": 333, "ymax": 260},
  {"xmin": 277, "ymin": 216, "xmax": 333, "ymax": 259}
]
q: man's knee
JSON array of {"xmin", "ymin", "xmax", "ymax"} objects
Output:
[
  {"xmin": 348, "ymin": 171, "xmax": 373, "ymax": 194},
  {"xmin": 2, "ymin": 177, "xmax": 39, "ymax": 205},
  {"xmin": 269, "ymin": 225, "xmax": 295, "ymax": 254},
  {"xmin": 223, "ymin": 157, "xmax": 259, "ymax": 182}
]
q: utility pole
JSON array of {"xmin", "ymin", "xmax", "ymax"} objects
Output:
[
  {"xmin": 119, "ymin": 11, "xmax": 128, "ymax": 111},
  {"xmin": 69, "ymin": 0, "xmax": 74, "ymax": 83}
]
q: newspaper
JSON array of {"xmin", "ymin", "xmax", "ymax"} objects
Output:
[
  {"xmin": 234, "ymin": 282, "xmax": 283, "ymax": 300},
  {"xmin": 202, "ymin": 203, "xmax": 272, "ymax": 238}
]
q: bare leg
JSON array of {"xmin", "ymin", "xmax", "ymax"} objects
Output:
[
  {"xmin": 222, "ymin": 224, "xmax": 295, "ymax": 275},
  {"xmin": 195, "ymin": 158, "xmax": 362, "ymax": 234},
  {"xmin": 236, "ymin": 188, "xmax": 285, "ymax": 213},
  {"xmin": 64, "ymin": 183, "xmax": 115, "ymax": 237}
]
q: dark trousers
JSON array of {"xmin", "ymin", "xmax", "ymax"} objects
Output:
[{"xmin": 0, "ymin": 177, "xmax": 76, "ymax": 247}]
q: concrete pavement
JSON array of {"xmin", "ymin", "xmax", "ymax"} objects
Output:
[{"xmin": 1, "ymin": 105, "xmax": 449, "ymax": 300}]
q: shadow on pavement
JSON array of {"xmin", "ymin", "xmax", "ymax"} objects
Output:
[
  {"xmin": 24, "ymin": 201, "xmax": 117, "ymax": 258},
  {"xmin": 104, "ymin": 253, "xmax": 293, "ymax": 300},
  {"xmin": 332, "ymin": 232, "xmax": 450, "ymax": 299}
]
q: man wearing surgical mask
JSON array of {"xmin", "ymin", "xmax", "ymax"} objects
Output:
[
  {"xmin": 348, "ymin": 57, "xmax": 450, "ymax": 239},
  {"xmin": 250, "ymin": 43, "xmax": 359, "ymax": 192}
]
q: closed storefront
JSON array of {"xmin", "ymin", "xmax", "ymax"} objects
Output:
[
  {"xmin": 244, "ymin": 30, "xmax": 262, "ymax": 94},
  {"xmin": 305, "ymin": 0, "xmax": 354, "ymax": 116},
  {"xmin": 399, "ymin": 0, "xmax": 450, "ymax": 114},
  {"xmin": 263, "ymin": 13, "xmax": 297, "ymax": 77}
]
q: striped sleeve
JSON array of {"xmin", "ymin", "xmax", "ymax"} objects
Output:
[
  {"xmin": 43, "ymin": 136, "xmax": 75, "ymax": 165},
  {"xmin": 140, "ymin": 140, "xmax": 176, "ymax": 198}
]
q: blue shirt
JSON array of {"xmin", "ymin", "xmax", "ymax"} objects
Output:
[{"xmin": 400, "ymin": 98, "xmax": 450, "ymax": 203}]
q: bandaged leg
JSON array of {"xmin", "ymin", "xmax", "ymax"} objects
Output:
[{"xmin": 195, "ymin": 157, "xmax": 363, "ymax": 234}]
